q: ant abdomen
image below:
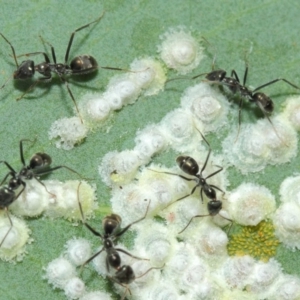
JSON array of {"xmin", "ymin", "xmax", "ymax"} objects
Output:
[
  {"xmin": 29, "ymin": 153, "xmax": 52, "ymax": 169},
  {"xmin": 176, "ymin": 156, "xmax": 199, "ymax": 176},
  {"xmin": 252, "ymin": 92, "xmax": 274, "ymax": 114},
  {"xmin": 70, "ymin": 55, "xmax": 98, "ymax": 74}
]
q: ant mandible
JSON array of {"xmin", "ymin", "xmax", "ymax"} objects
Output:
[
  {"xmin": 77, "ymin": 182, "xmax": 151, "ymax": 272},
  {"xmin": 0, "ymin": 138, "xmax": 82, "ymax": 247},
  {"xmin": 150, "ymin": 129, "xmax": 232, "ymax": 233},
  {"xmin": 0, "ymin": 11, "xmax": 125, "ymax": 122}
]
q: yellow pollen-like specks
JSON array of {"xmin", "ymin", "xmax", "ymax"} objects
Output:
[{"xmin": 227, "ymin": 220, "xmax": 280, "ymax": 262}]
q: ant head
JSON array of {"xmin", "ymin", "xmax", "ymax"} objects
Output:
[
  {"xmin": 102, "ymin": 214, "xmax": 121, "ymax": 236},
  {"xmin": 70, "ymin": 55, "xmax": 98, "ymax": 74},
  {"xmin": 0, "ymin": 187, "xmax": 15, "ymax": 208},
  {"xmin": 176, "ymin": 156, "xmax": 199, "ymax": 176},
  {"xmin": 253, "ymin": 92, "xmax": 274, "ymax": 114},
  {"xmin": 207, "ymin": 200, "xmax": 222, "ymax": 216},
  {"xmin": 205, "ymin": 69, "xmax": 226, "ymax": 82},
  {"xmin": 114, "ymin": 265, "xmax": 135, "ymax": 284},
  {"xmin": 14, "ymin": 60, "xmax": 35, "ymax": 80},
  {"xmin": 29, "ymin": 153, "xmax": 52, "ymax": 169}
]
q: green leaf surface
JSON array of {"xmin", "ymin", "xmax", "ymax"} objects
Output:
[{"xmin": 0, "ymin": 0, "xmax": 300, "ymax": 299}]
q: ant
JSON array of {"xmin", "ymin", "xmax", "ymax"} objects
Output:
[
  {"xmin": 150, "ymin": 129, "xmax": 232, "ymax": 233},
  {"xmin": 77, "ymin": 182, "xmax": 151, "ymax": 272},
  {"xmin": 0, "ymin": 11, "xmax": 127, "ymax": 122},
  {"xmin": 109, "ymin": 263, "xmax": 164, "ymax": 300},
  {"xmin": 0, "ymin": 138, "xmax": 82, "ymax": 247},
  {"xmin": 169, "ymin": 40, "xmax": 300, "ymax": 140}
]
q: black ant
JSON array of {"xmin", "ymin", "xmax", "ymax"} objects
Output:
[
  {"xmin": 168, "ymin": 41, "xmax": 300, "ymax": 140},
  {"xmin": 109, "ymin": 263, "xmax": 164, "ymax": 300},
  {"xmin": 150, "ymin": 129, "xmax": 232, "ymax": 233},
  {"xmin": 77, "ymin": 182, "xmax": 151, "ymax": 272},
  {"xmin": 195, "ymin": 62, "xmax": 300, "ymax": 140},
  {"xmin": 0, "ymin": 11, "xmax": 127, "ymax": 122},
  {"xmin": 0, "ymin": 138, "xmax": 82, "ymax": 247}
]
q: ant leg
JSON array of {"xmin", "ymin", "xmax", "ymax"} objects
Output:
[
  {"xmin": 164, "ymin": 183, "xmax": 199, "ymax": 209},
  {"xmin": 200, "ymin": 188, "xmax": 204, "ymax": 203},
  {"xmin": 31, "ymin": 176, "xmax": 57, "ymax": 199},
  {"xmin": 261, "ymin": 109, "xmax": 288, "ymax": 147},
  {"xmin": 205, "ymin": 165, "xmax": 223, "ymax": 181},
  {"xmin": 38, "ymin": 35, "xmax": 56, "ymax": 64},
  {"xmin": 114, "ymin": 200, "xmax": 151, "ymax": 238},
  {"xmin": 108, "ymin": 276, "xmax": 130, "ymax": 300},
  {"xmin": 60, "ymin": 77, "xmax": 83, "ymax": 123},
  {"xmin": 19, "ymin": 138, "xmax": 36, "ymax": 166},
  {"xmin": 79, "ymin": 247, "xmax": 105, "ymax": 273},
  {"xmin": 16, "ymin": 51, "xmax": 50, "ymax": 63},
  {"xmin": 33, "ymin": 164, "xmax": 85, "ymax": 179},
  {"xmin": 201, "ymin": 36, "xmax": 218, "ymax": 70},
  {"xmin": 195, "ymin": 129, "xmax": 213, "ymax": 178},
  {"xmin": 65, "ymin": 11, "xmax": 105, "ymax": 63},
  {"xmin": 13, "ymin": 181, "xmax": 26, "ymax": 202},
  {"xmin": 0, "ymin": 160, "xmax": 17, "ymax": 175},
  {"xmin": 178, "ymin": 214, "xmax": 209, "ymax": 234},
  {"xmin": 99, "ymin": 66, "xmax": 132, "ymax": 72},
  {"xmin": 77, "ymin": 182, "xmax": 103, "ymax": 238},
  {"xmin": 220, "ymin": 215, "xmax": 233, "ymax": 235},
  {"xmin": 120, "ymin": 286, "xmax": 131, "ymax": 300},
  {"xmin": 234, "ymin": 97, "xmax": 244, "ymax": 143},
  {"xmin": 149, "ymin": 169, "xmax": 196, "ymax": 182},
  {"xmin": 242, "ymin": 64, "xmax": 249, "ymax": 86},
  {"xmin": 209, "ymin": 184, "xmax": 225, "ymax": 195},
  {"xmin": 0, "ymin": 32, "xmax": 19, "ymax": 67},
  {"xmin": 0, "ymin": 171, "xmax": 14, "ymax": 186},
  {"xmin": 253, "ymin": 78, "xmax": 300, "ymax": 92},
  {"xmin": 0, "ymin": 208, "xmax": 13, "ymax": 248},
  {"xmin": 199, "ymin": 147, "xmax": 211, "ymax": 177},
  {"xmin": 115, "ymin": 248, "xmax": 149, "ymax": 261},
  {"xmin": 231, "ymin": 69, "xmax": 241, "ymax": 83},
  {"xmin": 135, "ymin": 264, "xmax": 165, "ymax": 279}
]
